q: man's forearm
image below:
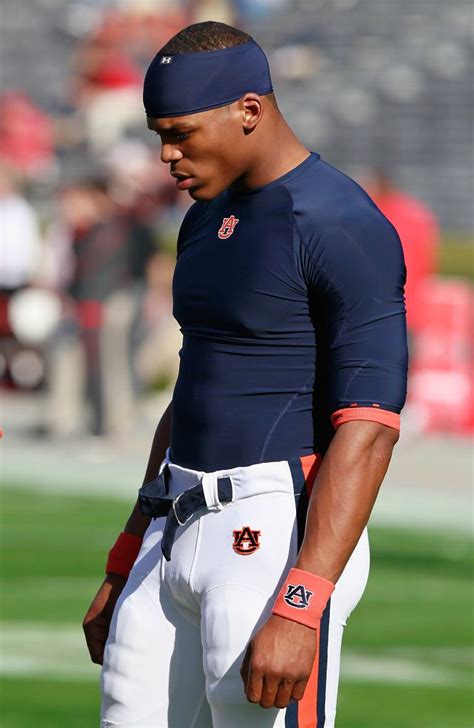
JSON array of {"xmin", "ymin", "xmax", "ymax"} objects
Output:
[
  {"xmin": 123, "ymin": 401, "xmax": 173, "ymax": 539},
  {"xmin": 296, "ymin": 420, "xmax": 399, "ymax": 583}
]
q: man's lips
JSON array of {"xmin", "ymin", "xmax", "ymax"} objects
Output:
[{"xmin": 171, "ymin": 173, "xmax": 197, "ymax": 190}]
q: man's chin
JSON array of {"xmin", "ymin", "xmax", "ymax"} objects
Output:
[{"xmin": 187, "ymin": 185, "xmax": 222, "ymax": 201}]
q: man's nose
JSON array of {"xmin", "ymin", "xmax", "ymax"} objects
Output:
[{"xmin": 161, "ymin": 144, "xmax": 183, "ymax": 164}]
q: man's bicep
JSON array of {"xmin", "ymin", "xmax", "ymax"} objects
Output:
[{"xmin": 307, "ymin": 208, "xmax": 408, "ymax": 431}]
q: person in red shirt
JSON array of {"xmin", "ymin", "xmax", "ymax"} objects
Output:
[{"xmin": 367, "ymin": 168, "xmax": 439, "ymax": 337}]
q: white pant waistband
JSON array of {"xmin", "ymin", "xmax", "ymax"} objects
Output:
[{"xmin": 161, "ymin": 450, "xmax": 296, "ymax": 504}]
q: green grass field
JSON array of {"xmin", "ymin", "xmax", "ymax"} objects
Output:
[{"xmin": 1, "ymin": 486, "xmax": 473, "ymax": 727}]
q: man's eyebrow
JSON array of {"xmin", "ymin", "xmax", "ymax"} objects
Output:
[{"xmin": 147, "ymin": 122, "xmax": 195, "ymax": 133}]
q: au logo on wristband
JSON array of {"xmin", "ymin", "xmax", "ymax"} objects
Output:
[{"xmin": 284, "ymin": 583, "xmax": 314, "ymax": 609}]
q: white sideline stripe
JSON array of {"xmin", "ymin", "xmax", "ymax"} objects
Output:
[
  {"xmin": 341, "ymin": 653, "xmax": 471, "ymax": 687},
  {"xmin": 1, "ymin": 624, "xmax": 472, "ymax": 686},
  {"xmin": 0, "ymin": 624, "xmax": 98, "ymax": 681}
]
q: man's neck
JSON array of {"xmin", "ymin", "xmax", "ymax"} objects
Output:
[{"xmin": 232, "ymin": 117, "xmax": 310, "ymax": 193}]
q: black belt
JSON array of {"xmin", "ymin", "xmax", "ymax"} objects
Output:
[{"xmin": 138, "ymin": 465, "xmax": 233, "ymax": 561}]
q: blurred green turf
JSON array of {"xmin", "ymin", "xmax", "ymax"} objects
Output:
[
  {"xmin": 439, "ymin": 235, "xmax": 474, "ymax": 282},
  {"xmin": 1, "ymin": 487, "xmax": 473, "ymax": 727},
  {"xmin": 337, "ymin": 683, "xmax": 474, "ymax": 728},
  {"xmin": 0, "ymin": 678, "xmax": 99, "ymax": 727},
  {"xmin": 0, "ymin": 488, "xmax": 130, "ymax": 623}
]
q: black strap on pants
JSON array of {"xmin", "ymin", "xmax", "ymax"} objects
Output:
[{"xmin": 138, "ymin": 465, "xmax": 233, "ymax": 560}]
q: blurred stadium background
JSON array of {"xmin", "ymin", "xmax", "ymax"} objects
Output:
[{"xmin": 0, "ymin": 0, "xmax": 472, "ymax": 726}]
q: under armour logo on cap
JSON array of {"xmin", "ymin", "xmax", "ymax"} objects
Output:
[{"xmin": 160, "ymin": 56, "xmax": 173, "ymax": 64}]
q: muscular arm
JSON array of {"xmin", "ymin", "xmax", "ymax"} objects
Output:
[
  {"xmin": 241, "ymin": 419, "xmax": 398, "ymax": 708},
  {"xmin": 296, "ymin": 419, "xmax": 398, "ymax": 581},
  {"xmin": 83, "ymin": 401, "xmax": 173, "ymax": 664}
]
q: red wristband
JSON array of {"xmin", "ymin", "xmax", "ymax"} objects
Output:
[
  {"xmin": 272, "ymin": 568, "xmax": 335, "ymax": 629},
  {"xmin": 106, "ymin": 532, "xmax": 143, "ymax": 578}
]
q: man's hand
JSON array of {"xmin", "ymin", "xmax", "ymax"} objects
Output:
[
  {"xmin": 83, "ymin": 574, "xmax": 127, "ymax": 665},
  {"xmin": 240, "ymin": 614, "xmax": 317, "ymax": 709}
]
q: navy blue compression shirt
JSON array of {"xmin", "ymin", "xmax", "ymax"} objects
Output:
[{"xmin": 171, "ymin": 153, "xmax": 408, "ymax": 471}]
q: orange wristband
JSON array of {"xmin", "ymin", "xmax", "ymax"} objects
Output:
[
  {"xmin": 106, "ymin": 532, "xmax": 143, "ymax": 578},
  {"xmin": 272, "ymin": 568, "xmax": 335, "ymax": 629}
]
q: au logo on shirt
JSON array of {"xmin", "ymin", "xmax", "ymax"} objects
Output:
[
  {"xmin": 283, "ymin": 583, "xmax": 314, "ymax": 609},
  {"xmin": 160, "ymin": 56, "xmax": 173, "ymax": 64},
  {"xmin": 233, "ymin": 526, "xmax": 261, "ymax": 555},
  {"xmin": 218, "ymin": 215, "xmax": 239, "ymax": 239}
]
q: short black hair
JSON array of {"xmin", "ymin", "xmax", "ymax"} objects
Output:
[{"xmin": 159, "ymin": 21, "xmax": 253, "ymax": 55}]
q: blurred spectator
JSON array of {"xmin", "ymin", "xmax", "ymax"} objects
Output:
[
  {"xmin": 71, "ymin": 4, "xmax": 191, "ymax": 152},
  {"xmin": 134, "ymin": 251, "xmax": 181, "ymax": 389},
  {"xmin": 105, "ymin": 139, "xmax": 173, "ymax": 218},
  {"xmin": 364, "ymin": 169, "xmax": 473, "ymax": 434},
  {"xmin": 0, "ymin": 92, "xmax": 55, "ymax": 181},
  {"xmin": 47, "ymin": 176, "xmax": 156, "ymax": 437},
  {"xmin": 366, "ymin": 169, "xmax": 440, "ymax": 338},
  {"xmin": 104, "ymin": 138, "xmax": 186, "ymax": 245},
  {"xmin": 0, "ymin": 165, "xmax": 42, "ymax": 292},
  {"xmin": 105, "ymin": 139, "xmax": 156, "ymax": 209},
  {"xmin": 74, "ymin": 37, "xmax": 143, "ymax": 152},
  {"xmin": 61, "ymin": 176, "xmax": 155, "ymax": 315},
  {"xmin": 0, "ymin": 164, "xmax": 43, "ymax": 388}
]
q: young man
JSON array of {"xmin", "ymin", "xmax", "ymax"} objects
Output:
[{"xmin": 83, "ymin": 21, "xmax": 407, "ymax": 728}]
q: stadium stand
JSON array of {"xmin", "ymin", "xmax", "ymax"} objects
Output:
[{"xmin": 1, "ymin": 0, "xmax": 472, "ymax": 232}]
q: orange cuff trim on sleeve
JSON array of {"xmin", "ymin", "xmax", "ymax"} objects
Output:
[
  {"xmin": 331, "ymin": 407, "xmax": 400, "ymax": 431},
  {"xmin": 272, "ymin": 568, "xmax": 335, "ymax": 630},
  {"xmin": 106, "ymin": 532, "xmax": 143, "ymax": 578}
]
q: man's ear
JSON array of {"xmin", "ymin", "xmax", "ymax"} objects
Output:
[{"xmin": 241, "ymin": 93, "xmax": 264, "ymax": 132}]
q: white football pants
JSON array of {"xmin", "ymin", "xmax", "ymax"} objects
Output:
[{"xmin": 101, "ymin": 455, "xmax": 370, "ymax": 727}]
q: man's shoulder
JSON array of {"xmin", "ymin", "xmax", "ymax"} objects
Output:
[
  {"xmin": 287, "ymin": 157, "xmax": 398, "ymax": 247},
  {"xmin": 288, "ymin": 157, "xmax": 376, "ymax": 220}
]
